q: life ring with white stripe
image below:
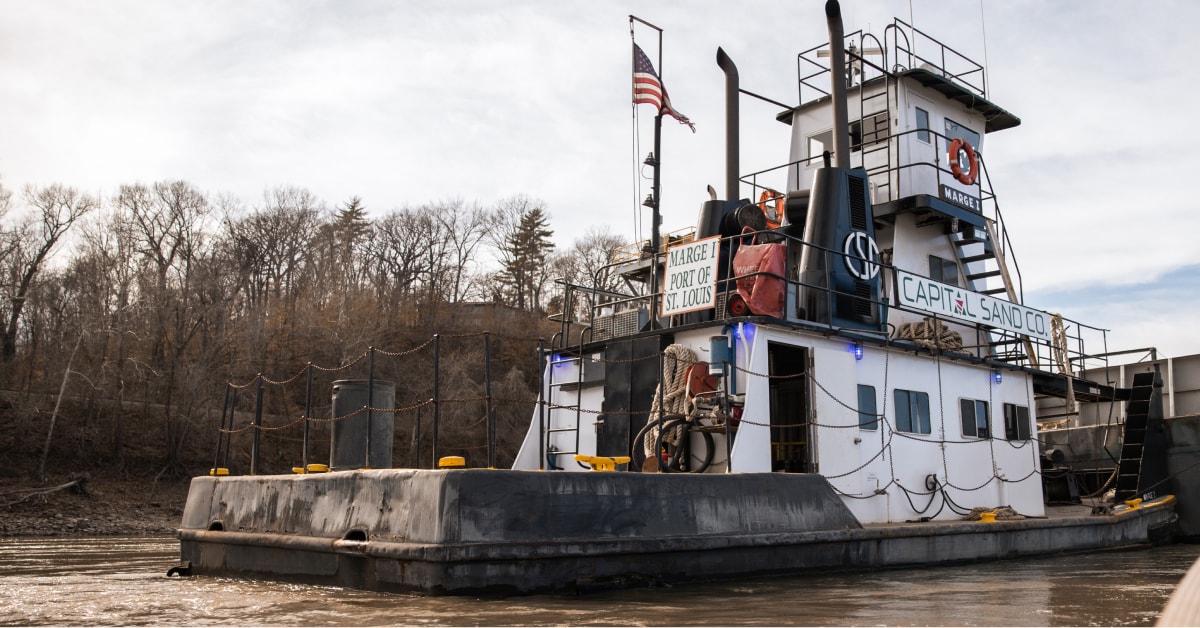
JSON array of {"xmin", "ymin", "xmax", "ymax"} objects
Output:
[
  {"xmin": 757, "ymin": 189, "xmax": 782, "ymax": 229},
  {"xmin": 948, "ymin": 138, "xmax": 979, "ymax": 185}
]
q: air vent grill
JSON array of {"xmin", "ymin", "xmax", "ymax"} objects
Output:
[
  {"xmin": 854, "ymin": 281, "xmax": 873, "ymax": 318},
  {"xmin": 848, "ymin": 174, "xmax": 867, "ymax": 231}
]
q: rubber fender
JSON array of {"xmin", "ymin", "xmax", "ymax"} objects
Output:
[{"xmin": 166, "ymin": 562, "xmax": 192, "ymax": 577}]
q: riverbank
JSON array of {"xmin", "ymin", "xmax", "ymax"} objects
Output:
[{"xmin": 0, "ymin": 470, "xmax": 189, "ymax": 538}]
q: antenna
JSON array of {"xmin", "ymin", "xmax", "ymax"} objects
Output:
[{"xmin": 818, "ymin": 40, "xmax": 882, "ymax": 86}]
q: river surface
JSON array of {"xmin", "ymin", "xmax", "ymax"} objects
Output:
[{"xmin": 0, "ymin": 537, "xmax": 1197, "ymax": 626}]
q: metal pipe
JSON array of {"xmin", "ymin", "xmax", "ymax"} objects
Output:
[
  {"xmin": 825, "ymin": 0, "xmax": 850, "ymax": 168},
  {"xmin": 717, "ymin": 47, "xmax": 739, "ymax": 199}
]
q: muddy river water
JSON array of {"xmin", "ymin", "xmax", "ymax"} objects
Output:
[{"xmin": 1, "ymin": 537, "xmax": 1197, "ymax": 626}]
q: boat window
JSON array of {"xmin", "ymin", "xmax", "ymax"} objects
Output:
[
  {"xmin": 959, "ymin": 399, "xmax": 989, "ymax": 439},
  {"xmin": 1003, "ymin": 403, "xmax": 1031, "ymax": 441},
  {"xmin": 944, "ymin": 117, "xmax": 980, "ymax": 149},
  {"xmin": 850, "ymin": 113, "xmax": 889, "ymax": 152},
  {"xmin": 894, "ymin": 389, "xmax": 931, "ymax": 434},
  {"xmin": 808, "ymin": 129, "xmax": 832, "ymax": 163},
  {"xmin": 858, "ymin": 385, "xmax": 878, "ymax": 430},
  {"xmin": 915, "ymin": 107, "xmax": 930, "ymax": 143},
  {"xmin": 929, "ymin": 255, "xmax": 958, "ymax": 287}
]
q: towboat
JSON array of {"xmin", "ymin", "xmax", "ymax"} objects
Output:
[{"xmin": 175, "ymin": 1, "xmax": 1180, "ymax": 594}]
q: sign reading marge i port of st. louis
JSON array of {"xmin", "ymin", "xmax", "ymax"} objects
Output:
[{"xmin": 662, "ymin": 236, "xmax": 720, "ymax": 317}]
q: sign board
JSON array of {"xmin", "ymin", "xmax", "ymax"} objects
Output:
[
  {"xmin": 894, "ymin": 269, "xmax": 1051, "ymax": 341},
  {"xmin": 939, "ymin": 184, "xmax": 981, "ymax": 213},
  {"xmin": 661, "ymin": 236, "xmax": 721, "ymax": 316}
]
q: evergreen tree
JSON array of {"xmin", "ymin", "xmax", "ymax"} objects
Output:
[
  {"xmin": 495, "ymin": 203, "xmax": 554, "ymax": 312},
  {"xmin": 334, "ymin": 196, "xmax": 370, "ymax": 248}
]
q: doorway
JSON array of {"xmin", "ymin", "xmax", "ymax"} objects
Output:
[{"xmin": 768, "ymin": 342, "xmax": 810, "ymax": 472}]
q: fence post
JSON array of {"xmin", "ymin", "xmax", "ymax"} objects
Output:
[
  {"xmin": 303, "ymin": 363, "xmax": 313, "ymax": 472},
  {"xmin": 411, "ymin": 405, "xmax": 422, "ymax": 469},
  {"xmin": 485, "ymin": 332, "xmax": 495, "ymax": 469},
  {"xmin": 251, "ymin": 376, "xmax": 264, "ymax": 475},
  {"xmin": 432, "ymin": 334, "xmax": 440, "ymax": 469},
  {"xmin": 366, "ymin": 347, "xmax": 376, "ymax": 469},
  {"xmin": 213, "ymin": 384, "xmax": 230, "ymax": 474},
  {"xmin": 224, "ymin": 388, "xmax": 238, "ymax": 471}
]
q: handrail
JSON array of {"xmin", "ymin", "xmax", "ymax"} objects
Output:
[{"xmin": 576, "ymin": 225, "xmax": 1103, "ymax": 378}]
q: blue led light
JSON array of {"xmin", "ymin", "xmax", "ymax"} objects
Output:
[
  {"xmin": 992, "ymin": 370, "xmax": 1003, "ymax": 384},
  {"xmin": 853, "ymin": 342, "xmax": 863, "ymax": 360}
]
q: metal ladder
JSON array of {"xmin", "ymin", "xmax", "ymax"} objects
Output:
[{"xmin": 543, "ymin": 353, "xmax": 584, "ymax": 469}]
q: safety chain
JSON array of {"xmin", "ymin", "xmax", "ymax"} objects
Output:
[
  {"xmin": 373, "ymin": 337, "xmax": 434, "ymax": 357},
  {"xmin": 219, "ymin": 398, "xmax": 436, "ymax": 434},
  {"xmin": 730, "ymin": 363, "xmax": 807, "ymax": 380}
]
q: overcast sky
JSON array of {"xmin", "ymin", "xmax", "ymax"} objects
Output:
[{"xmin": 1, "ymin": 0, "xmax": 1197, "ymax": 358}]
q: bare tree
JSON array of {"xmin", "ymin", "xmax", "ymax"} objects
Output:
[
  {"xmin": 1, "ymin": 184, "xmax": 98, "ymax": 363},
  {"xmin": 549, "ymin": 226, "xmax": 626, "ymax": 322},
  {"xmin": 367, "ymin": 207, "xmax": 439, "ymax": 309},
  {"xmin": 433, "ymin": 199, "xmax": 490, "ymax": 303}
]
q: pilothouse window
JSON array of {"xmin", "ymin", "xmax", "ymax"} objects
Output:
[
  {"xmin": 929, "ymin": 255, "xmax": 958, "ymax": 287},
  {"xmin": 850, "ymin": 113, "xmax": 889, "ymax": 152},
  {"xmin": 944, "ymin": 117, "xmax": 980, "ymax": 149},
  {"xmin": 915, "ymin": 107, "xmax": 930, "ymax": 143},
  {"xmin": 807, "ymin": 130, "xmax": 833, "ymax": 164}
]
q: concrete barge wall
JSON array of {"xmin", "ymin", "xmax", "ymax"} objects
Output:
[{"xmin": 178, "ymin": 470, "xmax": 1177, "ymax": 594}]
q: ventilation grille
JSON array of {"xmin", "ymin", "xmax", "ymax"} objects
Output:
[
  {"xmin": 854, "ymin": 281, "xmax": 873, "ymax": 318},
  {"xmin": 593, "ymin": 309, "xmax": 645, "ymax": 340},
  {"xmin": 849, "ymin": 174, "xmax": 868, "ymax": 231}
]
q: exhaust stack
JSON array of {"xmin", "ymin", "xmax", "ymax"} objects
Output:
[
  {"xmin": 825, "ymin": 0, "xmax": 850, "ymax": 168},
  {"xmin": 717, "ymin": 47, "xmax": 739, "ymax": 200}
]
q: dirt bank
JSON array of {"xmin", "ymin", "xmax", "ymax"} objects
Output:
[{"xmin": 0, "ymin": 470, "xmax": 190, "ymax": 538}]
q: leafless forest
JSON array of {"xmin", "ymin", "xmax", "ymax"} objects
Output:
[{"xmin": 0, "ymin": 178, "xmax": 626, "ymax": 480}]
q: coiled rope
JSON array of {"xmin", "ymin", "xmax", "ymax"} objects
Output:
[{"xmin": 643, "ymin": 344, "xmax": 697, "ymax": 457}]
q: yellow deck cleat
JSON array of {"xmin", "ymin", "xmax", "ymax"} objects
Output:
[{"xmin": 574, "ymin": 454, "xmax": 631, "ymax": 472}]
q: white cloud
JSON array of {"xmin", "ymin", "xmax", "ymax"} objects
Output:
[{"xmin": 1, "ymin": 0, "xmax": 1198, "ymax": 355}]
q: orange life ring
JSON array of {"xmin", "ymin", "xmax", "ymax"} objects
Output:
[
  {"xmin": 948, "ymin": 138, "xmax": 979, "ymax": 186},
  {"xmin": 757, "ymin": 189, "xmax": 783, "ymax": 229}
]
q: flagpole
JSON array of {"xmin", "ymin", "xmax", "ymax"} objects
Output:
[
  {"xmin": 631, "ymin": 15, "xmax": 690, "ymax": 328},
  {"xmin": 632, "ymin": 15, "xmax": 664, "ymax": 324},
  {"xmin": 650, "ymin": 111, "xmax": 662, "ymax": 324}
]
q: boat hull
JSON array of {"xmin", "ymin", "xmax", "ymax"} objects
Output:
[{"xmin": 176, "ymin": 469, "xmax": 1176, "ymax": 594}]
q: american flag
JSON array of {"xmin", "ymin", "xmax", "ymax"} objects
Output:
[{"xmin": 632, "ymin": 43, "xmax": 695, "ymax": 132}]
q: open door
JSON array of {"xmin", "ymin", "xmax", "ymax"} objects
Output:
[{"xmin": 768, "ymin": 342, "xmax": 810, "ymax": 472}]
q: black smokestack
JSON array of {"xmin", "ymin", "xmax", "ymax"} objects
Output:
[
  {"xmin": 825, "ymin": 0, "xmax": 850, "ymax": 168},
  {"xmin": 717, "ymin": 47, "xmax": 739, "ymax": 200}
]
